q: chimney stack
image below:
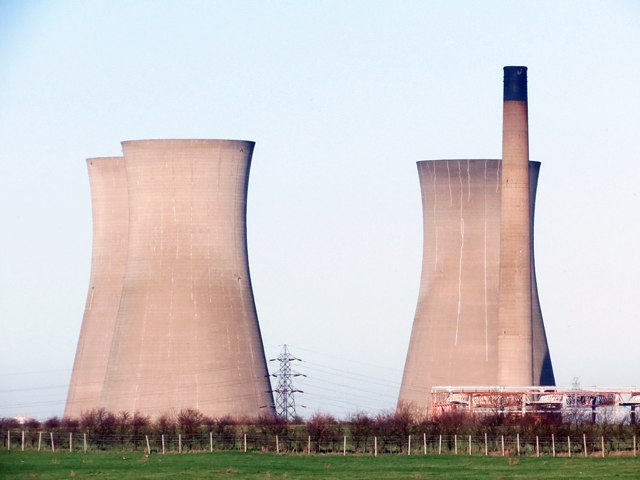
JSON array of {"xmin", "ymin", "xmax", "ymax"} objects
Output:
[{"xmin": 497, "ymin": 66, "xmax": 534, "ymax": 386}]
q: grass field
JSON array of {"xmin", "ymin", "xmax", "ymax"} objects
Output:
[{"xmin": 0, "ymin": 451, "xmax": 638, "ymax": 479}]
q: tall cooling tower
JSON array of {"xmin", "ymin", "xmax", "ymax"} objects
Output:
[
  {"xmin": 65, "ymin": 157, "xmax": 128, "ymax": 418},
  {"xmin": 67, "ymin": 139, "xmax": 274, "ymax": 419},
  {"xmin": 398, "ymin": 67, "xmax": 554, "ymax": 416}
]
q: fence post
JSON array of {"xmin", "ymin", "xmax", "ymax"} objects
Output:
[
  {"xmin": 536, "ymin": 436, "xmax": 539, "ymax": 457},
  {"xmin": 634, "ymin": 435, "xmax": 637, "ymax": 457},
  {"xmin": 145, "ymin": 435, "xmax": 151, "ymax": 455},
  {"xmin": 276, "ymin": 435, "xmax": 279, "ymax": 454},
  {"xmin": 423, "ymin": 433, "xmax": 427, "ymax": 455},
  {"xmin": 343, "ymin": 436, "xmax": 347, "ymax": 456},
  {"xmin": 438, "ymin": 434, "xmax": 442, "ymax": 455},
  {"xmin": 21, "ymin": 431, "xmax": 25, "ymax": 451},
  {"xmin": 407, "ymin": 435, "xmax": 411, "ymax": 455},
  {"xmin": 307, "ymin": 435, "xmax": 311, "ymax": 455},
  {"xmin": 501, "ymin": 435, "xmax": 505, "ymax": 457},
  {"xmin": 50, "ymin": 432, "xmax": 55, "ymax": 452},
  {"xmin": 484, "ymin": 433, "xmax": 488, "ymax": 456},
  {"xmin": 84, "ymin": 433, "xmax": 87, "ymax": 453},
  {"xmin": 374, "ymin": 436, "xmax": 377, "ymax": 457},
  {"xmin": 516, "ymin": 433, "xmax": 520, "ymax": 456},
  {"xmin": 7, "ymin": 431, "xmax": 9, "ymax": 451},
  {"xmin": 178, "ymin": 434, "xmax": 182, "ymax": 454},
  {"xmin": 161, "ymin": 434, "xmax": 165, "ymax": 455},
  {"xmin": 567, "ymin": 436, "xmax": 571, "ymax": 457},
  {"xmin": 210, "ymin": 431, "xmax": 213, "ymax": 453},
  {"xmin": 69, "ymin": 432, "xmax": 73, "ymax": 453},
  {"xmin": 552, "ymin": 433, "xmax": 555, "ymax": 457},
  {"xmin": 454, "ymin": 434, "xmax": 457, "ymax": 455},
  {"xmin": 244, "ymin": 433, "xmax": 247, "ymax": 453},
  {"xmin": 583, "ymin": 434, "xmax": 587, "ymax": 457},
  {"xmin": 601, "ymin": 436, "xmax": 604, "ymax": 458},
  {"xmin": 38, "ymin": 432, "xmax": 42, "ymax": 451}
]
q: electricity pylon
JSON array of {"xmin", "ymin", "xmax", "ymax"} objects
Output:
[{"xmin": 269, "ymin": 344, "xmax": 305, "ymax": 422}]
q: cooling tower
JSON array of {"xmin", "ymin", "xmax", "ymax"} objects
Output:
[
  {"xmin": 65, "ymin": 157, "xmax": 128, "ymax": 418},
  {"xmin": 398, "ymin": 67, "xmax": 554, "ymax": 416},
  {"xmin": 67, "ymin": 139, "xmax": 274, "ymax": 419}
]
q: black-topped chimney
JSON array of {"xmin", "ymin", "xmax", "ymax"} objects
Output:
[{"xmin": 503, "ymin": 66, "xmax": 528, "ymax": 101}]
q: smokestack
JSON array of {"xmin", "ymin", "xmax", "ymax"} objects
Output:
[
  {"xmin": 497, "ymin": 66, "xmax": 534, "ymax": 385},
  {"xmin": 398, "ymin": 67, "xmax": 554, "ymax": 416}
]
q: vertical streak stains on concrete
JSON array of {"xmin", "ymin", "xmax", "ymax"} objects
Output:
[
  {"xmin": 454, "ymin": 160, "xmax": 465, "ymax": 345},
  {"xmin": 399, "ymin": 160, "xmax": 503, "ymax": 414},
  {"xmin": 398, "ymin": 159, "xmax": 553, "ymax": 415},
  {"xmin": 67, "ymin": 140, "xmax": 274, "ymax": 419},
  {"xmin": 432, "ymin": 162, "xmax": 439, "ymax": 267},
  {"xmin": 483, "ymin": 160, "xmax": 489, "ymax": 361}
]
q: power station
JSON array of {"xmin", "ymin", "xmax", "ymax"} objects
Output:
[
  {"xmin": 398, "ymin": 67, "xmax": 555, "ymax": 415},
  {"xmin": 66, "ymin": 140, "xmax": 274, "ymax": 419},
  {"xmin": 66, "ymin": 67, "xmax": 557, "ymax": 420}
]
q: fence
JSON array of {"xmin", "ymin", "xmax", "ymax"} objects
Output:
[{"xmin": 2, "ymin": 430, "xmax": 638, "ymax": 457}]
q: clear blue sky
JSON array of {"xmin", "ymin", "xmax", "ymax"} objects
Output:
[{"xmin": 1, "ymin": 0, "xmax": 639, "ymax": 419}]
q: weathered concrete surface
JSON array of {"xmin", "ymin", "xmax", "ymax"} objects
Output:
[
  {"xmin": 398, "ymin": 67, "xmax": 554, "ymax": 417},
  {"xmin": 65, "ymin": 157, "xmax": 128, "ymax": 418},
  {"xmin": 399, "ymin": 160, "xmax": 502, "ymax": 416},
  {"xmin": 68, "ymin": 140, "xmax": 274, "ymax": 419},
  {"xmin": 529, "ymin": 166, "xmax": 556, "ymax": 388},
  {"xmin": 497, "ymin": 66, "xmax": 534, "ymax": 386},
  {"xmin": 397, "ymin": 160, "xmax": 554, "ymax": 416}
]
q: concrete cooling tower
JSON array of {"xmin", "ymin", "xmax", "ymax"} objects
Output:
[
  {"xmin": 398, "ymin": 67, "xmax": 554, "ymax": 415},
  {"xmin": 66, "ymin": 140, "xmax": 274, "ymax": 419},
  {"xmin": 65, "ymin": 157, "xmax": 128, "ymax": 418}
]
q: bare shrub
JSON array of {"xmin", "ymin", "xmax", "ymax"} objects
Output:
[
  {"xmin": 24, "ymin": 418, "xmax": 41, "ymax": 429},
  {"xmin": 80, "ymin": 408, "xmax": 117, "ymax": 437},
  {"xmin": 44, "ymin": 416, "xmax": 61, "ymax": 429},
  {"xmin": 0, "ymin": 417, "xmax": 20, "ymax": 429},
  {"xmin": 396, "ymin": 400, "xmax": 426, "ymax": 423},
  {"xmin": 213, "ymin": 415, "xmax": 238, "ymax": 449},
  {"xmin": 60, "ymin": 417, "xmax": 80, "ymax": 431},
  {"xmin": 306, "ymin": 412, "xmax": 340, "ymax": 452},
  {"xmin": 177, "ymin": 408, "xmax": 204, "ymax": 435},
  {"xmin": 373, "ymin": 409, "xmax": 414, "ymax": 438},
  {"xmin": 116, "ymin": 411, "xmax": 131, "ymax": 432},
  {"xmin": 214, "ymin": 415, "xmax": 236, "ymax": 434},
  {"xmin": 154, "ymin": 412, "xmax": 177, "ymax": 434},
  {"xmin": 130, "ymin": 412, "xmax": 151, "ymax": 435},
  {"xmin": 256, "ymin": 414, "xmax": 288, "ymax": 436},
  {"xmin": 347, "ymin": 412, "xmax": 373, "ymax": 451},
  {"xmin": 201, "ymin": 415, "xmax": 216, "ymax": 432}
]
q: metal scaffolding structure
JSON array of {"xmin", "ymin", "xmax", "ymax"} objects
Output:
[{"xmin": 432, "ymin": 386, "xmax": 640, "ymax": 422}]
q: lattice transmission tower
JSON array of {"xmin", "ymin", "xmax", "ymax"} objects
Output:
[{"xmin": 269, "ymin": 344, "xmax": 305, "ymax": 421}]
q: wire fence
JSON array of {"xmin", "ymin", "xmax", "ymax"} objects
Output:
[{"xmin": 2, "ymin": 430, "xmax": 638, "ymax": 457}]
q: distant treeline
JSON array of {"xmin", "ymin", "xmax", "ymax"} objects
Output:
[{"xmin": 2, "ymin": 407, "xmax": 639, "ymax": 439}]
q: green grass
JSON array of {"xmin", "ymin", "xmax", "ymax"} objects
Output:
[{"xmin": 0, "ymin": 451, "xmax": 638, "ymax": 479}]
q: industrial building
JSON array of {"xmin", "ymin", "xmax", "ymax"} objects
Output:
[
  {"xmin": 66, "ymin": 140, "xmax": 274, "ymax": 419},
  {"xmin": 398, "ymin": 67, "xmax": 555, "ymax": 416},
  {"xmin": 431, "ymin": 386, "xmax": 640, "ymax": 423}
]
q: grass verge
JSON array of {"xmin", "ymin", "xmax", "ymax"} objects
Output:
[{"xmin": 0, "ymin": 450, "xmax": 638, "ymax": 479}]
